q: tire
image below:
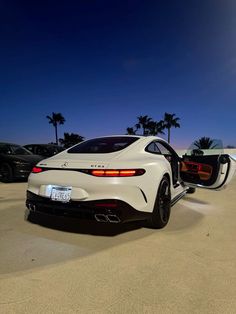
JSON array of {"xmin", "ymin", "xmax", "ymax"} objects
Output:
[
  {"xmin": 147, "ymin": 176, "xmax": 171, "ymax": 229},
  {"xmin": 0, "ymin": 163, "xmax": 13, "ymax": 183},
  {"xmin": 186, "ymin": 187, "xmax": 196, "ymax": 194}
]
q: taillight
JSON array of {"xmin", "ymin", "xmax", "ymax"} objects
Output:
[
  {"xmin": 32, "ymin": 166, "xmax": 43, "ymax": 173},
  {"xmin": 90, "ymin": 169, "xmax": 145, "ymax": 177}
]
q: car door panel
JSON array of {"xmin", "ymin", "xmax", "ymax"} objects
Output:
[{"xmin": 180, "ymin": 154, "xmax": 236, "ymax": 190}]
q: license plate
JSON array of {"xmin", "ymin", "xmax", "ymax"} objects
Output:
[{"xmin": 51, "ymin": 187, "xmax": 72, "ymax": 203}]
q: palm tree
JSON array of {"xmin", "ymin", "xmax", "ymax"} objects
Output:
[
  {"xmin": 126, "ymin": 127, "xmax": 137, "ymax": 135},
  {"xmin": 193, "ymin": 137, "xmax": 217, "ymax": 149},
  {"xmin": 59, "ymin": 132, "xmax": 84, "ymax": 148},
  {"xmin": 145, "ymin": 121, "xmax": 156, "ymax": 135},
  {"xmin": 163, "ymin": 113, "xmax": 180, "ymax": 143},
  {"xmin": 126, "ymin": 116, "xmax": 165, "ymax": 136},
  {"xmin": 151, "ymin": 120, "xmax": 165, "ymax": 136},
  {"xmin": 46, "ymin": 112, "xmax": 65, "ymax": 145},
  {"xmin": 135, "ymin": 115, "xmax": 152, "ymax": 136},
  {"xmin": 144, "ymin": 120, "xmax": 164, "ymax": 136}
]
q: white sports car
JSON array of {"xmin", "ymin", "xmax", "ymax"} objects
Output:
[{"xmin": 26, "ymin": 136, "xmax": 236, "ymax": 228}]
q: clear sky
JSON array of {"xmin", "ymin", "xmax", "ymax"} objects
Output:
[{"xmin": 1, "ymin": 0, "xmax": 236, "ymax": 149}]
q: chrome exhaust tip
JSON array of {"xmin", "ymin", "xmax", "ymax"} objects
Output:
[
  {"xmin": 107, "ymin": 214, "xmax": 121, "ymax": 223},
  {"xmin": 94, "ymin": 214, "xmax": 108, "ymax": 222}
]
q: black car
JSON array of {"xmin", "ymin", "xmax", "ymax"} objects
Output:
[
  {"xmin": 0, "ymin": 143, "xmax": 44, "ymax": 183},
  {"xmin": 24, "ymin": 144, "xmax": 64, "ymax": 157}
]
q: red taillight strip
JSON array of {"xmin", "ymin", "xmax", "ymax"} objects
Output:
[
  {"xmin": 32, "ymin": 166, "xmax": 43, "ymax": 173},
  {"xmin": 120, "ymin": 170, "xmax": 136, "ymax": 176},
  {"xmin": 90, "ymin": 169, "xmax": 145, "ymax": 177},
  {"xmin": 30, "ymin": 167, "xmax": 146, "ymax": 177}
]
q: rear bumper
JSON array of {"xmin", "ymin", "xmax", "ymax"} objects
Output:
[{"xmin": 26, "ymin": 191, "xmax": 150, "ymax": 223}]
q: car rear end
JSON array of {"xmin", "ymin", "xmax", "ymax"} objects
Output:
[{"xmin": 26, "ymin": 136, "xmax": 156, "ymax": 223}]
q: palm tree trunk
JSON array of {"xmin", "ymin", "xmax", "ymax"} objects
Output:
[
  {"xmin": 55, "ymin": 124, "xmax": 58, "ymax": 145},
  {"xmin": 168, "ymin": 128, "xmax": 170, "ymax": 143}
]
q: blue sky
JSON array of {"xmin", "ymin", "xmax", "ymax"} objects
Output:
[{"xmin": 1, "ymin": 0, "xmax": 236, "ymax": 148}]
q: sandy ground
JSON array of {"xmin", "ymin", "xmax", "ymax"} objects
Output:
[{"xmin": 0, "ymin": 179, "xmax": 236, "ymax": 314}]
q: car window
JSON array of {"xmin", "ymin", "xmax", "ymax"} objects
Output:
[
  {"xmin": 11, "ymin": 145, "xmax": 32, "ymax": 155},
  {"xmin": 35, "ymin": 146, "xmax": 47, "ymax": 155},
  {"xmin": 186, "ymin": 139, "xmax": 224, "ymax": 156},
  {"xmin": 56, "ymin": 146, "xmax": 64, "ymax": 153},
  {"xmin": 155, "ymin": 142, "xmax": 172, "ymax": 155},
  {"xmin": 68, "ymin": 137, "xmax": 139, "ymax": 154},
  {"xmin": 25, "ymin": 145, "xmax": 33, "ymax": 152},
  {"xmin": 146, "ymin": 141, "xmax": 176, "ymax": 157},
  {"xmin": 47, "ymin": 146, "xmax": 64, "ymax": 154},
  {"xmin": 0, "ymin": 144, "xmax": 11, "ymax": 154},
  {"xmin": 145, "ymin": 142, "xmax": 161, "ymax": 154}
]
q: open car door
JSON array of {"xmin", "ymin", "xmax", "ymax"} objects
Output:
[{"xmin": 180, "ymin": 139, "xmax": 236, "ymax": 190}]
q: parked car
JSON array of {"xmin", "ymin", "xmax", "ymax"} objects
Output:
[
  {"xmin": 0, "ymin": 143, "xmax": 44, "ymax": 183},
  {"xmin": 24, "ymin": 144, "xmax": 64, "ymax": 158},
  {"xmin": 26, "ymin": 136, "xmax": 236, "ymax": 229}
]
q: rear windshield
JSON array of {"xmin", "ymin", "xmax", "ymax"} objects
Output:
[
  {"xmin": 67, "ymin": 137, "xmax": 139, "ymax": 154},
  {"xmin": 46, "ymin": 146, "xmax": 64, "ymax": 153}
]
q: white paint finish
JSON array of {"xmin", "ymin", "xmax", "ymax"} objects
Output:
[{"xmin": 27, "ymin": 136, "xmax": 235, "ymax": 219}]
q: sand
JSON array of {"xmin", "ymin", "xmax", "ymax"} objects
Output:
[{"xmin": 0, "ymin": 178, "xmax": 236, "ymax": 314}]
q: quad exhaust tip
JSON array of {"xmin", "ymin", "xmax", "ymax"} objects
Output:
[
  {"xmin": 107, "ymin": 214, "xmax": 121, "ymax": 223},
  {"xmin": 94, "ymin": 214, "xmax": 108, "ymax": 222},
  {"xmin": 94, "ymin": 214, "xmax": 121, "ymax": 223}
]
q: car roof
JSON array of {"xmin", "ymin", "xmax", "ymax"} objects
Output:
[
  {"xmin": 24, "ymin": 144, "xmax": 60, "ymax": 147},
  {"xmin": 83, "ymin": 135, "xmax": 164, "ymax": 140},
  {"xmin": 0, "ymin": 142, "xmax": 22, "ymax": 146}
]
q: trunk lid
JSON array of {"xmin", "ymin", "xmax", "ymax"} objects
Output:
[{"xmin": 37, "ymin": 151, "xmax": 123, "ymax": 169}]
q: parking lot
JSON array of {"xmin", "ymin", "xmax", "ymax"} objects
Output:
[{"xmin": 1, "ymin": 179, "xmax": 236, "ymax": 314}]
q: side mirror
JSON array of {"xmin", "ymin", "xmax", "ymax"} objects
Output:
[{"xmin": 219, "ymin": 155, "xmax": 230, "ymax": 164}]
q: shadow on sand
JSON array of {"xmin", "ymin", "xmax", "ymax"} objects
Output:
[
  {"xmin": 182, "ymin": 196, "xmax": 209, "ymax": 205},
  {"xmin": 25, "ymin": 210, "xmax": 144, "ymax": 237}
]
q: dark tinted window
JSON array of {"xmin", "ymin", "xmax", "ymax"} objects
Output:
[
  {"xmin": 42, "ymin": 146, "xmax": 64, "ymax": 155},
  {"xmin": 24, "ymin": 145, "xmax": 33, "ymax": 152},
  {"xmin": 155, "ymin": 142, "xmax": 172, "ymax": 155},
  {"xmin": 68, "ymin": 137, "xmax": 139, "ymax": 154},
  {"xmin": 11, "ymin": 145, "xmax": 32, "ymax": 155},
  {"xmin": 146, "ymin": 142, "xmax": 161, "ymax": 154},
  {"xmin": 146, "ymin": 141, "xmax": 178, "ymax": 157},
  {"xmin": 0, "ymin": 144, "xmax": 32, "ymax": 155},
  {"xmin": 0, "ymin": 144, "xmax": 11, "ymax": 154},
  {"xmin": 48, "ymin": 146, "xmax": 64, "ymax": 153},
  {"xmin": 35, "ymin": 146, "xmax": 49, "ymax": 155}
]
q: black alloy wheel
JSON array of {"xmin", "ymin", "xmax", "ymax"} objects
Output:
[
  {"xmin": 148, "ymin": 176, "xmax": 171, "ymax": 229},
  {"xmin": 0, "ymin": 163, "xmax": 13, "ymax": 183}
]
